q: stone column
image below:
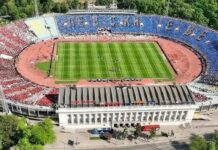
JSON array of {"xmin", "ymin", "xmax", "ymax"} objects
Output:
[
  {"xmin": 147, "ymin": 112, "xmax": 150, "ymax": 122},
  {"xmin": 95, "ymin": 113, "xmax": 98, "ymax": 124},
  {"xmin": 174, "ymin": 111, "xmax": 179, "ymax": 122},
  {"xmin": 157, "ymin": 112, "xmax": 161, "ymax": 122},
  {"xmin": 179, "ymin": 111, "xmax": 184, "ymax": 121},
  {"xmin": 140, "ymin": 112, "xmax": 144, "ymax": 122},
  {"xmin": 168, "ymin": 111, "xmax": 172, "ymax": 122},
  {"xmin": 135, "ymin": 112, "xmax": 139, "ymax": 123},
  {"xmin": 89, "ymin": 113, "xmax": 92, "ymax": 124},
  {"xmin": 163, "ymin": 111, "xmax": 167, "ymax": 122},
  {"xmin": 152, "ymin": 112, "xmax": 155, "ymax": 122},
  {"xmin": 83, "ymin": 114, "xmax": 86, "ymax": 125},
  {"xmin": 130, "ymin": 112, "xmax": 133, "ymax": 122},
  {"xmin": 77, "ymin": 114, "xmax": 80, "ymax": 125}
]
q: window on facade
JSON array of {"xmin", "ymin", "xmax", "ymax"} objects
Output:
[
  {"xmin": 103, "ymin": 113, "xmax": 107, "ymax": 123},
  {"xmin": 86, "ymin": 114, "xmax": 89, "ymax": 123},
  {"xmin": 138, "ymin": 112, "xmax": 142, "ymax": 121},
  {"xmin": 132, "ymin": 112, "xmax": 136, "ymax": 121},
  {"xmin": 165, "ymin": 111, "xmax": 170, "ymax": 121},
  {"xmin": 68, "ymin": 114, "xmax": 72, "ymax": 124},
  {"xmin": 80, "ymin": 114, "xmax": 83, "ymax": 124},
  {"xmin": 149, "ymin": 112, "xmax": 153, "ymax": 121},
  {"xmin": 182, "ymin": 111, "xmax": 188, "ymax": 120},
  {"xmin": 97, "ymin": 114, "xmax": 101, "ymax": 123},
  {"xmin": 115, "ymin": 113, "xmax": 119, "ymax": 122},
  {"xmin": 118, "ymin": 113, "xmax": 123, "ymax": 121},
  {"xmin": 91, "ymin": 114, "xmax": 95, "ymax": 123},
  {"xmin": 171, "ymin": 111, "xmax": 176, "ymax": 121},
  {"xmin": 143, "ymin": 112, "xmax": 148, "ymax": 121},
  {"xmin": 154, "ymin": 112, "xmax": 159, "ymax": 121},
  {"xmin": 109, "ymin": 113, "xmax": 113, "ymax": 122},
  {"xmin": 126, "ymin": 113, "xmax": 131, "ymax": 121},
  {"xmin": 176, "ymin": 111, "xmax": 182, "ymax": 121},
  {"xmin": 160, "ymin": 112, "xmax": 165, "ymax": 121},
  {"xmin": 74, "ymin": 114, "xmax": 77, "ymax": 124}
]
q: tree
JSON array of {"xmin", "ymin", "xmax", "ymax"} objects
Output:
[
  {"xmin": 189, "ymin": 135, "xmax": 207, "ymax": 150},
  {"xmin": 40, "ymin": 0, "xmax": 54, "ymax": 13},
  {"xmin": 30, "ymin": 118, "xmax": 55, "ymax": 145},
  {"xmin": 15, "ymin": 138, "xmax": 43, "ymax": 150},
  {"xmin": 122, "ymin": 127, "xmax": 128, "ymax": 140},
  {"xmin": 191, "ymin": 7, "xmax": 209, "ymax": 26},
  {"xmin": 83, "ymin": 1, "xmax": 88, "ymax": 9},
  {"xmin": 0, "ymin": 115, "xmax": 55, "ymax": 150},
  {"xmin": 149, "ymin": 128, "xmax": 156, "ymax": 138},
  {"xmin": 95, "ymin": 0, "xmax": 113, "ymax": 7},
  {"xmin": 102, "ymin": 132, "xmax": 112, "ymax": 141},
  {"xmin": 0, "ymin": 115, "xmax": 20, "ymax": 149},
  {"xmin": 212, "ymin": 130, "xmax": 218, "ymax": 147},
  {"xmin": 0, "ymin": 134, "xmax": 3, "ymax": 150},
  {"xmin": 15, "ymin": 117, "xmax": 31, "ymax": 143},
  {"xmin": 207, "ymin": 141, "xmax": 216, "ymax": 150},
  {"xmin": 0, "ymin": 5, "xmax": 8, "ymax": 16},
  {"xmin": 60, "ymin": 2, "xmax": 69, "ymax": 13},
  {"xmin": 52, "ymin": 3, "xmax": 62, "ymax": 13},
  {"xmin": 134, "ymin": 123, "xmax": 142, "ymax": 139},
  {"xmin": 117, "ymin": 0, "xmax": 218, "ymax": 31},
  {"xmin": 69, "ymin": 0, "xmax": 79, "ymax": 9},
  {"xmin": 6, "ymin": 1, "xmax": 19, "ymax": 20}
]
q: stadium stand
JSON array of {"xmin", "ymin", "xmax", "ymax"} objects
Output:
[
  {"xmin": 0, "ymin": 11, "xmax": 217, "ymax": 116},
  {"xmin": 25, "ymin": 16, "xmax": 59, "ymax": 40}
]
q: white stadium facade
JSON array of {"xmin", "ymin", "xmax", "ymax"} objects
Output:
[{"xmin": 57, "ymin": 85, "xmax": 198, "ymax": 128}]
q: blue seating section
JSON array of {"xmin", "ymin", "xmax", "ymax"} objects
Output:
[{"xmin": 55, "ymin": 14, "xmax": 218, "ymax": 84}]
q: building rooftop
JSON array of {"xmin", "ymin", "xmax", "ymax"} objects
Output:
[
  {"xmin": 58, "ymin": 85, "xmax": 195, "ymax": 108},
  {"xmin": 66, "ymin": 9, "xmax": 137, "ymax": 15}
]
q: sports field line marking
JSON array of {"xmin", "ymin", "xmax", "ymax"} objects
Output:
[{"xmin": 54, "ymin": 42, "xmax": 175, "ymax": 82}]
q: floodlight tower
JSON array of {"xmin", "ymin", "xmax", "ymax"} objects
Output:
[
  {"xmin": 166, "ymin": 0, "xmax": 170, "ymax": 16},
  {"xmin": 34, "ymin": 0, "xmax": 39, "ymax": 16}
]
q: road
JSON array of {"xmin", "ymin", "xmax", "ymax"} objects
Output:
[{"xmin": 76, "ymin": 140, "xmax": 189, "ymax": 150}]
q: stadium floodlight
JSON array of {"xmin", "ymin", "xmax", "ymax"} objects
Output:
[
  {"xmin": 165, "ymin": 0, "xmax": 170, "ymax": 16},
  {"xmin": 34, "ymin": 0, "xmax": 39, "ymax": 16}
]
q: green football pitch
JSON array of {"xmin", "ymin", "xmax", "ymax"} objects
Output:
[{"xmin": 54, "ymin": 42, "xmax": 174, "ymax": 82}]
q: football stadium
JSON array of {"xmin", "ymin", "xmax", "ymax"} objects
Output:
[{"xmin": 0, "ymin": 9, "xmax": 218, "ymax": 128}]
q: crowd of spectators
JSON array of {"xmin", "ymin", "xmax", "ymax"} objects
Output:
[
  {"xmin": 0, "ymin": 20, "xmax": 56, "ymax": 106},
  {"xmin": 199, "ymin": 75, "xmax": 218, "ymax": 86},
  {"xmin": 191, "ymin": 91, "xmax": 212, "ymax": 102}
]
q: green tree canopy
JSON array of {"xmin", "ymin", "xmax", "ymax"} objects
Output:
[
  {"xmin": 0, "ymin": 115, "xmax": 55, "ymax": 150},
  {"xmin": 117, "ymin": 0, "xmax": 218, "ymax": 31},
  {"xmin": 95, "ymin": 0, "xmax": 113, "ymax": 6},
  {"xmin": 0, "ymin": 115, "xmax": 20, "ymax": 149},
  {"xmin": 68, "ymin": 0, "xmax": 79, "ymax": 9},
  {"xmin": 189, "ymin": 135, "xmax": 207, "ymax": 150},
  {"xmin": 30, "ymin": 118, "xmax": 56, "ymax": 145}
]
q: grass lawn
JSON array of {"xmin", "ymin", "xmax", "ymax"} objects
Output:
[
  {"xmin": 53, "ymin": 42, "xmax": 174, "ymax": 83},
  {"xmin": 35, "ymin": 61, "xmax": 50, "ymax": 73},
  {"xmin": 35, "ymin": 60, "xmax": 55, "ymax": 76}
]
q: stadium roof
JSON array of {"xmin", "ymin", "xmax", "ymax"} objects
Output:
[
  {"xmin": 66, "ymin": 9, "xmax": 137, "ymax": 15},
  {"xmin": 58, "ymin": 85, "xmax": 195, "ymax": 108}
]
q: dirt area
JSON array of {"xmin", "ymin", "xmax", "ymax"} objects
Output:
[{"xmin": 16, "ymin": 35, "xmax": 202, "ymax": 88}]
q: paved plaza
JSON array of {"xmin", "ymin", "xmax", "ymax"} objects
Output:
[{"xmin": 45, "ymin": 111, "xmax": 218, "ymax": 150}]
